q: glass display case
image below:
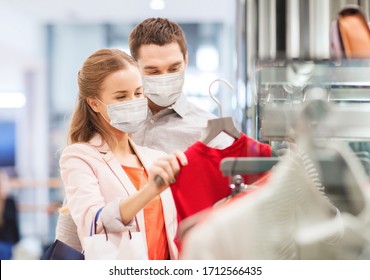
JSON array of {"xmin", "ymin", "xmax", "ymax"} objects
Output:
[{"xmin": 253, "ymin": 59, "xmax": 370, "ymax": 142}]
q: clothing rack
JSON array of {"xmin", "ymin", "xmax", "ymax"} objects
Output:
[
  {"xmin": 219, "ymin": 152, "xmax": 357, "ymax": 188},
  {"xmin": 220, "ymin": 157, "xmax": 279, "ymax": 176},
  {"xmin": 220, "ymin": 99, "xmax": 370, "ymax": 187},
  {"xmin": 254, "ymin": 60, "xmax": 370, "ymax": 140},
  {"xmin": 260, "ymin": 101, "xmax": 370, "ymax": 141}
]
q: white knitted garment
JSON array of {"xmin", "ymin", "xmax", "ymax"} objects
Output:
[{"xmin": 181, "ymin": 150, "xmax": 341, "ymax": 259}]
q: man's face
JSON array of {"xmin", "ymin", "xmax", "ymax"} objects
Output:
[{"xmin": 136, "ymin": 42, "xmax": 188, "ymax": 76}]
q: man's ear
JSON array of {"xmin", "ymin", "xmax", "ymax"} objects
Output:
[
  {"xmin": 184, "ymin": 51, "xmax": 189, "ymax": 67},
  {"xmin": 86, "ymin": 97, "xmax": 101, "ymax": 113}
]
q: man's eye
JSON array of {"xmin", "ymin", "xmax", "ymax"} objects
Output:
[
  {"xmin": 170, "ymin": 67, "xmax": 180, "ymax": 72},
  {"xmin": 146, "ymin": 71, "xmax": 159, "ymax": 75}
]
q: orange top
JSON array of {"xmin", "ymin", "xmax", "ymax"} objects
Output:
[{"xmin": 121, "ymin": 165, "xmax": 169, "ymax": 260}]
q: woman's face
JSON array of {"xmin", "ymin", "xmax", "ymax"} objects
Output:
[
  {"xmin": 93, "ymin": 65, "xmax": 145, "ymax": 124},
  {"xmin": 99, "ymin": 65, "xmax": 144, "ymax": 105}
]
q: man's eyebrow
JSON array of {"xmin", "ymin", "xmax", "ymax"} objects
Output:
[
  {"xmin": 143, "ymin": 65, "xmax": 158, "ymax": 70},
  {"xmin": 169, "ymin": 61, "xmax": 182, "ymax": 67},
  {"xmin": 143, "ymin": 61, "xmax": 182, "ymax": 70}
]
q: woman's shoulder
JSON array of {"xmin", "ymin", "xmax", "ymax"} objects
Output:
[
  {"xmin": 61, "ymin": 134, "xmax": 108, "ymax": 154},
  {"xmin": 62, "ymin": 142, "xmax": 100, "ymax": 154},
  {"xmin": 60, "ymin": 142, "xmax": 109, "ymax": 163}
]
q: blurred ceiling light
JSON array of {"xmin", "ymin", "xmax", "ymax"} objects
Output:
[
  {"xmin": 0, "ymin": 92, "xmax": 26, "ymax": 108},
  {"xmin": 150, "ymin": 0, "xmax": 166, "ymax": 10},
  {"xmin": 196, "ymin": 45, "xmax": 220, "ymax": 72}
]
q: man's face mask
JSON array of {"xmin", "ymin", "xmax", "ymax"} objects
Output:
[
  {"xmin": 97, "ymin": 98, "xmax": 148, "ymax": 133},
  {"xmin": 142, "ymin": 71, "xmax": 184, "ymax": 107}
]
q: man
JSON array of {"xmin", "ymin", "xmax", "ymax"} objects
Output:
[{"xmin": 129, "ymin": 17, "xmax": 218, "ymax": 153}]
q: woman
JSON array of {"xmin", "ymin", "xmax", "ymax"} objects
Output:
[
  {"xmin": 59, "ymin": 48, "xmax": 187, "ymax": 260},
  {"xmin": 0, "ymin": 170, "xmax": 20, "ymax": 260}
]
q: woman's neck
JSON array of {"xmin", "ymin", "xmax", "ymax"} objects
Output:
[
  {"xmin": 112, "ymin": 132, "xmax": 142, "ymax": 167},
  {"xmin": 113, "ymin": 132, "xmax": 132, "ymax": 155}
]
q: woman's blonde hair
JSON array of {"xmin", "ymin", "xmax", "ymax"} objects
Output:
[{"xmin": 68, "ymin": 48, "xmax": 138, "ymax": 148}]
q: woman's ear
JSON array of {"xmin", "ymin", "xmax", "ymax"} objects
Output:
[{"xmin": 86, "ymin": 97, "xmax": 101, "ymax": 113}]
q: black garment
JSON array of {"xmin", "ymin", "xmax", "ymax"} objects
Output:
[
  {"xmin": 0, "ymin": 196, "xmax": 20, "ymax": 244},
  {"xmin": 41, "ymin": 239, "xmax": 84, "ymax": 260}
]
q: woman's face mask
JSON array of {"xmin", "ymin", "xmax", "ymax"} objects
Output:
[
  {"xmin": 142, "ymin": 71, "xmax": 184, "ymax": 107},
  {"xmin": 97, "ymin": 98, "xmax": 148, "ymax": 133}
]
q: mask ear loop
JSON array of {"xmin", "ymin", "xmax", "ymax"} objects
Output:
[
  {"xmin": 94, "ymin": 97, "xmax": 112, "ymax": 125},
  {"xmin": 95, "ymin": 96, "xmax": 104, "ymax": 104}
]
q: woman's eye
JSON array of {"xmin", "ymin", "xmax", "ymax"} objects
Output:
[
  {"xmin": 117, "ymin": 96, "xmax": 126, "ymax": 100},
  {"xmin": 135, "ymin": 92, "xmax": 143, "ymax": 96}
]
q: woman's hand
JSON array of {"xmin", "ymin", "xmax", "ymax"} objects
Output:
[
  {"xmin": 147, "ymin": 150, "xmax": 188, "ymax": 195},
  {"xmin": 119, "ymin": 150, "xmax": 187, "ymax": 224}
]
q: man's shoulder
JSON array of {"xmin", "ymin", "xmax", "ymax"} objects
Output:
[
  {"xmin": 135, "ymin": 143, "xmax": 166, "ymax": 157},
  {"xmin": 185, "ymin": 100, "xmax": 216, "ymax": 120}
]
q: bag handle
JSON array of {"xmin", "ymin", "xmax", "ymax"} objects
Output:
[
  {"xmin": 89, "ymin": 207, "xmax": 139, "ymax": 240},
  {"xmin": 89, "ymin": 207, "xmax": 105, "ymax": 236}
]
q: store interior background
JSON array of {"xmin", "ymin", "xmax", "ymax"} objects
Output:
[{"xmin": 0, "ymin": 0, "xmax": 369, "ymax": 258}]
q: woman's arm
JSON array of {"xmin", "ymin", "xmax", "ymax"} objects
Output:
[{"xmin": 119, "ymin": 150, "xmax": 187, "ymax": 224}]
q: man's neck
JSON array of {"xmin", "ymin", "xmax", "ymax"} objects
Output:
[{"xmin": 148, "ymin": 99, "xmax": 168, "ymax": 115}]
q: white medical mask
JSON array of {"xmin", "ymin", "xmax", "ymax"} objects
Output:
[
  {"xmin": 142, "ymin": 71, "xmax": 184, "ymax": 107},
  {"xmin": 97, "ymin": 98, "xmax": 148, "ymax": 133}
]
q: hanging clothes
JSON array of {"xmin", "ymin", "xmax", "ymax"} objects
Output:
[
  {"xmin": 295, "ymin": 143, "xmax": 370, "ymax": 259},
  {"xmin": 180, "ymin": 148, "xmax": 341, "ymax": 260},
  {"xmin": 170, "ymin": 132, "xmax": 272, "ymax": 224},
  {"xmin": 175, "ymin": 171, "xmax": 272, "ymax": 254}
]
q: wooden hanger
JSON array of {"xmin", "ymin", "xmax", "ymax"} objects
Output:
[{"xmin": 200, "ymin": 79, "xmax": 241, "ymax": 144}]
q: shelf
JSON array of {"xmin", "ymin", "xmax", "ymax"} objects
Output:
[
  {"xmin": 259, "ymin": 102, "xmax": 370, "ymax": 141},
  {"xmin": 258, "ymin": 63, "xmax": 370, "ymax": 87},
  {"xmin": 258, "ymin": 87, "xmax": 370, "ymax": 102}
]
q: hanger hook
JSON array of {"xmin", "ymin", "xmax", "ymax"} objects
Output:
[{"xmin": 209, "ymin": 78, "xmax": 234, "ymax": 117}]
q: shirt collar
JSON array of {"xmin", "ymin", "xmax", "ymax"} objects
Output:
[{"xmin": 168, "ymin": 94, "xmax": 188, "ymax": 118}]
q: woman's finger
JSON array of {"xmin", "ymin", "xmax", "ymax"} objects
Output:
[
  {"xmin": 150, "ymin": 164, "xmax": 170, "ymax": 186},
  {"xmin": 155, "ymin": 157, "xmax": 176, "ymax": 183},
  {"xmin": 171, "ymin": 150, "xmax": 188, "ymax": 166}
]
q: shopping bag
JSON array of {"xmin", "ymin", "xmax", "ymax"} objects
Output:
[
  {"xmin": 83, "ymin": 230, "xmax": 148, "ymax": 260},
  {"xmin": 40, "ymin": 239, "xmax": 84, "ymax": 260},
  {"xmin": 83, "ymin": 208, "xmax": 148, "ymax": 260}
]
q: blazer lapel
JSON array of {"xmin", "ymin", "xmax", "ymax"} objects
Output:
[
  {"xmin": 128, "ymin": 139, "xmax": 156, "ymax": 234},
  {"xmin": 129, "ymin": 138, "xmax": 152, "ymax": 172},
  {"xmin": 130, "ymin": 139, "xmax": 178, "ymax": 241},
  {"xmin": 88, "ymin": 135, "xmax": 136, "ymax": 197},
  {"xmin": 100, "ymin": 151, "xmax": 139, "ymax": 196},
  {"xmin": 87, "ymin": 135, "xmax": 147, "ymax": 244},
  {"xmin": 101, "ymin": 149, "xmax": 147, "ymax": 234}
]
